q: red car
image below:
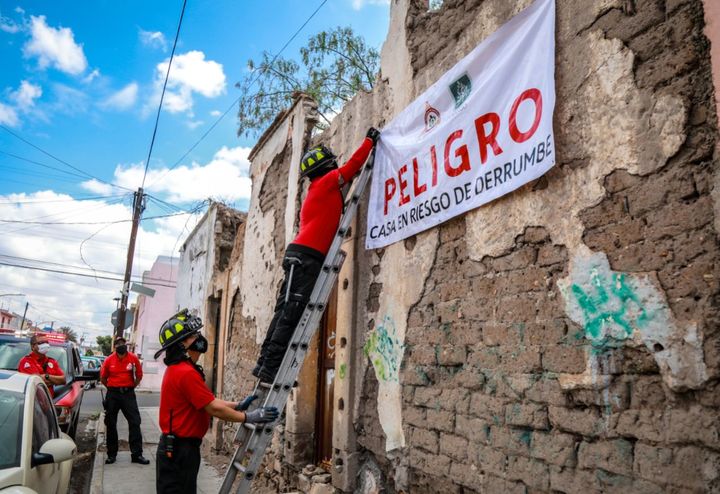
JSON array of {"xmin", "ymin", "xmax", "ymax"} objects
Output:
[{"xmin": 0, "ymin": 332, "xmax": 98, "ymax": 438}]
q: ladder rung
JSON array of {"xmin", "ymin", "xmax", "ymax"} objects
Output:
[
  {"xmin": 243, "ymin": 423, "xmax": 257, "ymax": 431},
  {"xmin": 258, "ymin": 381, "xmax": 272, "ymax": 389},
  {"xmin": 232, "ymin": 461, "xmax": 246, "ymax": 473}
]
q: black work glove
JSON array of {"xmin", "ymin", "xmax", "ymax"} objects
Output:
[
  {"xmin": 366, "ymin": 127, "xmax": 380, "ymax": 144},
  {"xmin": 235, "ymin": 395, "xmax": 258, "ymax": 411},
  {"xmin": 244, "ymin": 406, "xmax": 280, "ymax": 424}
]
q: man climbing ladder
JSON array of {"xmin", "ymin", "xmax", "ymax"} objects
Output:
[{"xmin": 252, "ymin": 126, "xmax": 381, "ymax": 383}]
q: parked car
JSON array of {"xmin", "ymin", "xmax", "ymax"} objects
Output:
[
  {"xmin": 0, "ymin": 334, "xmax": 99, "ymax": 438},
  {"xmin": 79, "ymin": 357, "xmax": 101, "ymax": 388},
  {"xmin": 0, "ymin": 371, "xmax": 76, "ymax": 494}
]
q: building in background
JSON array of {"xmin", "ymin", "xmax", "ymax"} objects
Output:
[
  {"xmin": 0, "ymin": 309, "xmax": 14, "ymax": 330},
  {"xmin": 130, "ymin": 256, "xmax": 178, "ymax": 392}
]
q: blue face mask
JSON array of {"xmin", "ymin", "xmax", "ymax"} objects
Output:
[{"xmin": 188, "ymin": 334, "xmax": 208, "ymax": 354}]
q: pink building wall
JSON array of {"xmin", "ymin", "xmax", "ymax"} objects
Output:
[{"xmin": 132, "ymin": 256, "xmax": 178, "ymax": 392}]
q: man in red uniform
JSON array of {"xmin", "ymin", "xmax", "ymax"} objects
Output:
[
  {"xmin": 253, "ymin": 127, "xmax": 380, "ymax": 382},
  {"xmin": 100, "ymin": 336, "xmax": 149, "ymax": 465},
  {"xmin": 18, "ymin": 334, "xmax": 65, "ymax": 396},
  {"xmin": 154, "ymin": 309, "xmax": 278, "ymax": 494}
]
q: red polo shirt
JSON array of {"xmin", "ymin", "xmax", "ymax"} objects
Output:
[
  {"xmin": 159, "ymin": 360, "xmax": 215, "ymax": 439},
  {"xmin": 100, "ymin": 352, "xmax": 142, "ymax": 388},
  {"xmin": 18, "ymin": 353, "xmax": 64, "ymax": 396},
  {"xmin": 293, "ymin": 138, "xmax": 373, "ymax": 255}
]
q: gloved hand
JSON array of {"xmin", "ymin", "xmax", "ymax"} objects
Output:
[
  {"xmin": 235, "ymin": 395, "xmax": 258, "ymax": 411},
  {"xmin": 366, "ymin": 127, "xmax": 380, "ymax": 144},
  {"xmin": 244, "ymin": 406, "xmax": 280, "ymax": 424}
]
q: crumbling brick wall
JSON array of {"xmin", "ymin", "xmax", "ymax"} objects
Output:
[{"xmin": 348, "ymin": 0, "xmax": 720, "ymax": 493}]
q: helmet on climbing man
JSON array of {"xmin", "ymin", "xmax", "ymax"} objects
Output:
[
  {"xmin": 153, "ymin": 308, "xmax": 203, "ymax": 359},
  {"xmin": 299, "ymin": 145, "xmax": 337, "ymax": 179}
]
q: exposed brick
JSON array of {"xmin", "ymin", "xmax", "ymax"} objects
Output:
[
  {"xmin": 404, "ymin": 406, "xmax": 426, "ymax": 428},
  {"xmin": 439, "ymin": 388, "xmax": 470, "ymax": 414},
  {"xmin": 452, "ymin": 366, "xmax": 485, "ymax": 390},
  {"xmin": 473, "ymin": 444, "xmax": 508, "ymax": 477},
  {"xmin": 550, "ymin": 465, "xmax": 602, "ymax": 494},
  {"xmin": 522, "ymin": 226, "xmax": 550, "ymax": 243},
  {"xmin": 504, "ymin": 402, "xmax": 549, "ymax": 429},
  {"xmin": 486, "ymin": 246, "xmax": 538, "ymax": 272},
  {"xmin": 506, "ymin": 455, "xmax": 550, "ymax": 490},
  {"xmin": 549, "ymin": 406, "xmax": 606, "ymax": 437},
  {"xmin": 455, "ymin": 414, "xmax": 491, "ymax": 443},
  {"xmin": 414, "ymin": 387, "xmax": 441, "ymax": 408},
  {"xmin": 449, "ymin": 462, "xmax": 483, "ymax": 489},
  {"xmin": 537, "ymin": 243, "xmax": 568, "ymax": 266},
  {"xmin": 409, "ymin": 448, "xmax": 451, "ymax": 476},
  {"xmin": 410, "ymin": 426, "xmax": 439, "ymax": 454},
  {"xmin": 469, "ymin": 393, "xmax": 507, "ymax": 423},
  {"xmin": 633, "ymin": 443, "xmax": 720, "ymax": 490},
  {"xmin": 578, "ymin": 439, "xmax": 634, "ymax": 476},
  {"xmin": 436, "ymin": 344, "xmax": 467, "ymax": 366},
  {"xmin": 665, "ymin": 405, "xmax": 720, "ymax": 450},
  {"xmin": 409, "ymin": 344, "xmax": 437, "ymax": 365},
  {"xmin": 615, "ymin": 409, "xmax": 664, "ymax": 442},
  {"xmin": 542, "ymin": 345, "xmax": 587, "ymax": 373},
  {"xmin": 525, "ymin": 376, "xmax": 568, "ymax": 406},
  {"xmin": 482, "ymin": 475, "xmax": 527, "ymax": 494},
  {"xmin": 426, "ymin": 408, "xmax": 455, "ymax": 433},
  {"xmin": 439, "ymin": 433, "xmax": 468, "ymax": 462},
  {"xmin": 530, "ymin": 431, "xmax": 577, "ymax": 467}
]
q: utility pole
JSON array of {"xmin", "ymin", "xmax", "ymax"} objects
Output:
[
  {"xmin": 19, "ymin": 301, "xmax": 28, "ymax": 332},
  {"xmin": 116, "ymin": 187, "xmax": 145, "ymax": 340}
]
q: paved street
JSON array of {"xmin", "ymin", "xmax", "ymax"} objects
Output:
[{"xmin": 81, "ymin": 386, "xmax": 160, "ymax": 417}]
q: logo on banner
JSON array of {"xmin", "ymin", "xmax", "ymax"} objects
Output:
[
  {"xmin": 449, "ymin": 73, "xmax": 472, "ymax": 108},
  {"xmin": 423, "ymin": 103, "xmax": 441, "ymax": 132}
]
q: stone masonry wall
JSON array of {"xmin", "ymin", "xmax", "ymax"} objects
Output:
[{"xmin": 349, "ymin": 0, "xmax": 720, "ymax": 493}]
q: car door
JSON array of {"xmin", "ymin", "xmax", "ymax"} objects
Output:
[{"xmin": 26, "ymin": 384, "xmax": 61, "ymax": 494}]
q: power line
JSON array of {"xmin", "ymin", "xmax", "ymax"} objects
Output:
[
  {"xmin": 147, "ymin": 0, "xmax": 328, "ymax": 189},
  {"xmin": 0, "ymin": 261, "xmax": 177, "ymax": 287},
  {"xmin": 0, "ymin": 208, "xmax": 200, "ymax": 226},
  {"xmin": 0, "ymin": 125, "xmax": 133, "ymax": 192},
  {"xmin": 0, "ymin": 194, "xmax": 125, "ymax": 205},
  {"xmin": 141, "ymin": 0, "xmax": 188, "ymax": 188},
  {"xmin": 0, "ymin": 150, "xmax": 93, "ymax": 181}
]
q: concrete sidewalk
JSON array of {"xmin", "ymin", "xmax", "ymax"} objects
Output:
[{"xmin": 92, "ymin": 406, "xmax": 223, "ymax": 494}]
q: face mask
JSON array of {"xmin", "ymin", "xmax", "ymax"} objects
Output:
[
  {"xmin": 188, "ymin": 334, "xmax": 208, "ymax": 354},
  {"xmin": 37, "ymin": 343, "xmax": 50, "ymax": 355},
  {"xmin": 116, "ymin": 345, "xmax": 128, "ymax": 355}
]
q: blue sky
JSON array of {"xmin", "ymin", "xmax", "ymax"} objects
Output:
[{"xmin": 0, "ymin": 0, "xmax": 390, "ymax": 340}]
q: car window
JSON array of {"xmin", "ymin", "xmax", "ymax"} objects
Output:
[
  {"xmin": 47, "ymin": 346, "xmax": 68, "ymax": 374},
  {"xmin": 0, "ymin": 389, "xmax": 23, "ymax": 469},
  {"xmin": 0, "ymin": 340, "xmax": 30, "ymax": 371},
  {"xmin": 31, "ymin": 384, "xmax": 58, "ymax": 455}
]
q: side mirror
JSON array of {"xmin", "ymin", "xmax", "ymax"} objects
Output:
[
  {"xmin": 33, "ymin": 438, "xmax": 76, "ymax": 466},
  {"xmin": 77, "ymin": 368, "xmax": 100, "ymax": 381}
]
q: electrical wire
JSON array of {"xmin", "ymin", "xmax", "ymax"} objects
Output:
[
  {"xmin": 0, "ymin": 125, "xmax": 133, "ymax": 192},
  {"xmin": 0, "ymin": 194, "xmax": 124, "ymax": 205},
  {"xmin": 0, "ymin": 209, "xmax": 199, "ymax": 226},
  {"xmin": 141, "ymin": 0, "xmax": 188, "ymax": 188},
  {"xmin": 0, "ymin": 261, "xmax": 177, "ymax": 287},
  {"xmin": 146, "ymin": 0, "xmax": 328, "ymax": 189},
  {"xmin": 0, "ymin": 150, "xmax": 94, "ymax": 181}
]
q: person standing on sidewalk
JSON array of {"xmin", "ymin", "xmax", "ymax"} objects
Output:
[
  {"xmin": 100, "ymin": 336, "xmax": 150, "ymax": 465},
  {"xmin": 18, "ymin": 334, "xmax": 65, "ymax": 397},
  {"xmin": 154, "ymin": 309, "xmax": 279, "ymax": 494}
]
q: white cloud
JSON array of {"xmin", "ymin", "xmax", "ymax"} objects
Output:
[
  {"xmin": 101, "ymin": 82, "xmax": 138, "ymax": 110},
  {"xmin": 82, "ymin": 68, "xmax": 100, "ymax": 84},
  {"xmin": 0, "ymin": 16, "xmax": 20, "ymax": 33},
  {"xmin": 139, "ymin": 29, "xmax": 167, "ymax": 51},
  {"xmin": 11, "ymin": 80, "xmax": 42, "ymax": 111},
  {"xmin": 23, "ymin": 15, "xmax": 87, "ymax": 75},
  {"xmin": 209, "ymin": 110, "xmax": 221, "ymax": 117},
  {"xmin": 0, "ymin": 190, "xmax": 206, "ymax": 342},
  {"xmin": 351, "ymin": 0, "xmax": 389, "ymax": 10},
  {"xmin": 0, "ymin": 102, "xmax": 19, "ymax": 126},
  {"xmin": 82, "ymin": 146, "xmax": 252, "ymax": 204},
  {"xmin": 146, "ymin": 50, "xmax": 226, "ymax": 115}
]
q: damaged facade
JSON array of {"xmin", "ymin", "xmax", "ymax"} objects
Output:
[{"xmin": 210, "ymin": 0, "xmax": 720, "ymax": 492}]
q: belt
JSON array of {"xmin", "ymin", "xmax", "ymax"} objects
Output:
[
  {"xmin": 107, "ymin": 386, "xmax": 134, "ymax": 393},
  {"xmin": 160, "ymin": 434, "xmax": 202, "ymax": 447}
]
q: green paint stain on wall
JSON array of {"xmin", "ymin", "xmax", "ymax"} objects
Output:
[
  {"xmin": 364, "ymin": 316, "xmax": 404, "ymax": 382},
  {"xmin": 339, "ymin": 363, "xmax": 347, "ymax": 379}
]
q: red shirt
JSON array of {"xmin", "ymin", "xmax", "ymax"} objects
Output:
[
  {"xmin": 100, "ymin": 352, "xmax": 143, "ymax": 388},
  {"xmin": 18, "ymin": 353, "xmax": 64, "ymax": 397},
  {"xmin": 159, "ymin": 361, "xmax": 215, "ymax": 439},
  {"xmin": 293, "ymin": 138, "xmax": 374, "ymax": 254}
]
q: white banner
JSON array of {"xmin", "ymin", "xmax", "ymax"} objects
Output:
[{"xmin": 366, "ymin": 0, "xmax": 556, "ymax": 249}]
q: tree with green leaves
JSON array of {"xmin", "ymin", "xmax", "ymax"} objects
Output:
[
  {"xmin": 58, "ymin": 326, "xmax": 78, "ymax": 343},
  {"xmin": 96, "ymin": 335, "xmax": 112, "ymax": 356},
  {"xmin": 237, "ymin": 26, "xmax": 380, "ymax": 136},
  {"xmin": 85, "ymin": 348, "xmax": 95, "ymax": 357}
]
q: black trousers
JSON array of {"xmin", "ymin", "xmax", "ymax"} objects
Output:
[
  {"xmin": 257, "ymin": 245, "xmax": 324, "ymax": 370},
  {"xmin": 156, "ymin": 435, "xmax": 201, "ymax": 494},
  {"xmin": 105, "ymin": 388, "xmax": 143, "ymax": 458}
]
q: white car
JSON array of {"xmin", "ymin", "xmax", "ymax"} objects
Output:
[{"xmin": 0, "ymin": 371, "xmax": 76, "ymax": 494}]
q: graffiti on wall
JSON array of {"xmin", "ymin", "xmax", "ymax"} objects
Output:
[
  {"xmin": 364, "ymin": 315, "xmax": 405, "ymax": 382},
  {"xmin": 559, "ymin": 251, "xmax": 708, "ymax": 391}
]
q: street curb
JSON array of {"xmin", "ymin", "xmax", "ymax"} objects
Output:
[{"xmin": 90, "ymin": 411, "xmax": 106, "ymax": 494}]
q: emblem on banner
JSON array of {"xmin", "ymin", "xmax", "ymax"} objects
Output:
[
  {"xmin": 449, "ymin": 73, "xmax": 472, "ymax": 108},
  {"xmin": 424, "ymin": 103, "xmax": 441, "ymax": 132}
]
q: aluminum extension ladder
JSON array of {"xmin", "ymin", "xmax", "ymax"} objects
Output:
[{"xmin": 219, "ymin": 148, "xmax": 376, "ymax": 494}]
